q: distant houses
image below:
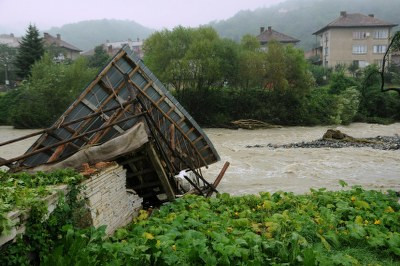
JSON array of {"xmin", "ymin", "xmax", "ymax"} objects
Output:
[
  {"xmin": 0, "ymin": 33, "xmax": 21, "ymax": 48},
  {"xmin": 43, "ymin": 33, "xmax": 82, "ymax": 60},
  {"xmin": 0, "ymin": 32, "xmax": 82, "ymax": 61},
  {"xmin": 81, "ymin": 38, "xmax": 144, "ymax": 59},
  {"xmin": 256, "ymin": 26, "xmax": 299, "ymax": 49},
  {"xmin": 312, "ymin": 11, "xmax": 398, "ymax": 68}
]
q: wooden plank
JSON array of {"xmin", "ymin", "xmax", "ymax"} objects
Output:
[
  {"xmin": 45, "ymin": 62, "xmax": 140, "ymax": 163},
  {"xmin": 166, "ymin": 106, "xmax": 176, "ymax": 115},
  {"xmin": 81, "ymin": 99, "xmax": 125, "ymax": 134},
  {"xmin": 193, "ymin": 135, "xmax": 204, "ymax": 144},
  {"xmin": 0, "ymin": 113, "xmax": 146, "ymax": 167},
  {"xmin": 128, "ymin": 79, "xmax": 208, "ymax": 167},
  {"xmin": 206, "ymin": 162, "xmax": 230, "ymax": 197},
  {"xmin": 156, "ymin": 95, "xmax": 166, "ymax": 105},
  {"xmin": 145, "ymin": 142, "xmax": 175, "ymax": 201},
  {"xmin": 27, "ymin": 51, "xmax": 128, "ymax": 153}
]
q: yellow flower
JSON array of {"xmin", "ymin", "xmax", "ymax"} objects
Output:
[
  {"xmin": 172, "ymin": 244, "xmax": 176, "ymax": 251},
  {"xmin": 385, "ymin": 206, "xmax": 395, "ymax": 213},
  {"xmin": 143, "ymin": 232, "xmax": 154, "ymax": 240},
  {"xmin": 351, "ymin": 196, "xmax": 356, "ymax": 202},
  {"xmin": 374, "ymin": 219, "xmax": 381, "ymax": 225}
]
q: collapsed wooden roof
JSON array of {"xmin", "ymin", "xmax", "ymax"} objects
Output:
[{"xmin": 0, "ymin": 46, "xmax": 220, "ymax": 175}]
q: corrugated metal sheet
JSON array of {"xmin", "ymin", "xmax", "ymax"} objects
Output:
[{"xmin": 19, "ymin": 46, "xmax": 220, "ymax": 171}]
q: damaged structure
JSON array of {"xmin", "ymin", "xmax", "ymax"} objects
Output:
[{"xmin": 0, "ymin": 46, "xmax": 223, "ymax": 205}]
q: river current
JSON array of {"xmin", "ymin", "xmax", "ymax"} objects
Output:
[{"xmin": 1, "ymin": 123, "xmax": 399, "ymax": 195}]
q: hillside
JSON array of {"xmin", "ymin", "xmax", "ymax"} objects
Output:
[
  {"xmin": 46, "ymin": 19, "xmax": 155, "ymax": 51},
  {"xmin": 210, "ymin": 0, "xmax": 400, "ymax": 51}
]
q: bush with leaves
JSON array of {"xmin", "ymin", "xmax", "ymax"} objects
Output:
[
  {"xmin": 8, "ymin": 54, "xmax": 97, "ymax": 128},
  {"xmin": 44, "ymin": 185, "xmax": 400, "ymax": 265}
]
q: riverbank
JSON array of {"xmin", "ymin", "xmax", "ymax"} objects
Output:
[
  {"xmin": 1, "ymin": 123, "xmax": 400, "ymax": 195},
  {"xmin": 247, "ymin": 135, "xmax": 400, "ymax": 150}
]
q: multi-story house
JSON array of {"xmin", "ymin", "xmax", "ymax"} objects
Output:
[
  {"xmin": 43, "ymin": 33, "xmax": 82, "ymax": 61},
  {"xmin": 313, "ymin": 11, "xmax": 397, "ymax": 68},
  {"xmin": 257, "ymin": 26, "xmax": 299, "ymax": 49}
]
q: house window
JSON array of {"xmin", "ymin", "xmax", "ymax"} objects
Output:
[
  {"xmin": 352, "ymin": 45, "xmax": 367, "ymax": 54},
  {"xmin": 356, "ymin": 60, "xmax": 369, "ymax": 68},
  {"xmin": 324, "ymin": 47, "xmax": 328, "ymax": 55},
  {"xmin": 373, "ymin": 45, "xmax": 387, "ymax": 54},
  {"xmin": 353, "ymin": 31, "xmax": 368, "ymax": 39},
  {"xmin": 374, "ymin": 59, "xmax": 383, "ymax": 68},
  {"xmin": 374, "ymin": 30, "xmax": 388, "ymax": 39}
]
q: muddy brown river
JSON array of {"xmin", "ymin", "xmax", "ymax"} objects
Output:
[{"xmin": 1, "ymin": 123, "xmax": 399, "ymax": 195}]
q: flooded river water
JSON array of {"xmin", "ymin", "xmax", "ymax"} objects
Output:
[{"xmin": 1, "ymin": 123, "xmax": 399, "ymax": 195}]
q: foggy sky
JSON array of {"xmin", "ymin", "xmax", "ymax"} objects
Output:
[{"xmin": 0, "ymin": 0, "xmax": 284, "ymax": 34}]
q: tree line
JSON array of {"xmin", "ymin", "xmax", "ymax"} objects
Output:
[
  {"xmin": 143, "ymin": 26, "xmax": 400, "ymax": 127},
  {"xmin": 0, "ymin": 25, "xmax": 399, "ymax": 129},
  {"xmin": 0, "ymin": 25, "xmax": 110, "ymax": 128}
]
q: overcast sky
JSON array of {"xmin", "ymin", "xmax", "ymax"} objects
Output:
[{"xmin": 0, "ymin": 0, "xmax": 285, "ymax": 34}]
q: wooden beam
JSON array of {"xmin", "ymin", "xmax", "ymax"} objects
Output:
[
  {"xmin": 81, "ymin": 98, "xmax": 125, "ymax": 134},
  {"xmin": 145, "ymin": 142, "xmax": 175, "ymax": 201},
  {"xmin": 127, "ymin": 79, "xmax": 208, "ymax": 167},
  {"xmin": 28, "ymin": 50, "xmax": 128, "ymax": 153},
  {"xmin": 45, "ymin": 63, "xmax": 140, "ymax": 163},
  {"xmin": 0, "ymin": 113, "xmax": 146, "ymax": 167}
]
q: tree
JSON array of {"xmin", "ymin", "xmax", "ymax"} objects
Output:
[
  {"xmin": 10, "ymin": 54, "xmax": 97, "ymax": 128},
  {"xmin": 15, "ymin": 24, "xmax": 45, "ymax": 79},
  {"xmin": 236, "ymin": 35, "xmax": 265, "ymax": 89},
  {"xmin": 88, "ymin": 45, "xmax": 110, "ymax": 69},
  {"xmin": 348, "ymin": 61, "xmax": 359, "ymax": 78},
  {"xmin": 144, "ymin": 26, "xmax": 238, "ymax": 94}
]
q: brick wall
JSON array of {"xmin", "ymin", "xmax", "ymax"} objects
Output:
[{"xmin": 0, "ymin": 163, "xmax": 142, "ymax": 246}]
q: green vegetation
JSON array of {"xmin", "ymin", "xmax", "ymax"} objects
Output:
[
  {"xmin": 15, "ymin": 24, "xmax": 45, "ymax": 79},
  {"xmin": 88, "ymin": 45, "xmax": 111, "ymax": 69},
  {"xmin": 0, "ymin": 53, "xmax": 97, "ymax": 128},
  {"xmin": 210, "ymin": 0, "xmax": 400, "ymax": 51},
  {"xmin": 0, "ymin": 169, "xmax": 85, "ymax": 265},
  {"xmin": 42, "ymin": 185, "xmax": 400, "ymax": 265},
  {"xmin": 0, "ymin": 169, "xmax": 83, "ymax": 236},
  {"xmin": 1, "ymin": 171, "xmax": 399, "ymax": 265},
  {"xmin": 144, "ymin": 27, "xmax": 400, "ymax": 127},
  {"xmin": 1, "ymin": 26, "xmax": 399, "ymax": 128}
]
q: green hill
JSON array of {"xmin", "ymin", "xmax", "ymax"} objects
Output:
[
  {"xmin": 46, "ymin": 19, "xmax": 155, "ymax": 51},
  {"xmin": 210, "ymin": 0, "xmax": 400, "ymax": 51}
]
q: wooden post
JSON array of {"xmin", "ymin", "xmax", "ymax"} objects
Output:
[
  {"xmin": 206, "ymin": 162, "xmax": 230, "ymax": 197},
  {"xmin": 145, "ymin": 142, "xmax": 175, "ymax": 201}
]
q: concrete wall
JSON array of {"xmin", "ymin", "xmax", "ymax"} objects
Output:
[{"xmin": 0, "ymin": 163, "xmax": 142, "ymax": 246}]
